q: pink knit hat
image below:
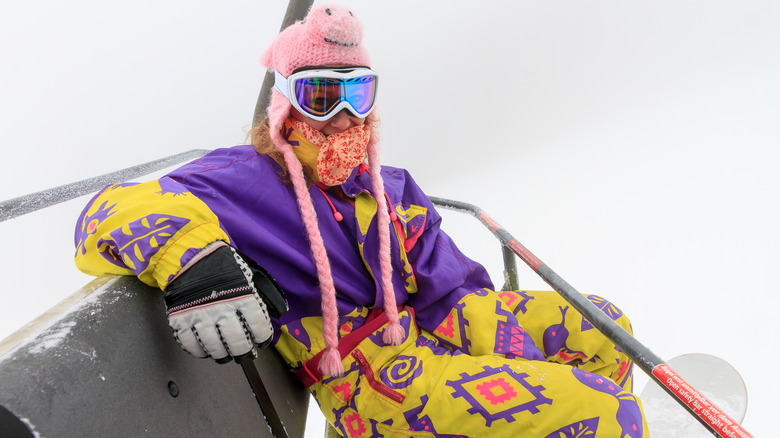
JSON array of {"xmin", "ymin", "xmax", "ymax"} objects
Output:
[
  {"xmin": 260, "ymin": 4, "xmax": 402, "ymax": 377},
  {"xmin": 260, "ymin": 3, "xmax": 372, "ymax": 135}
]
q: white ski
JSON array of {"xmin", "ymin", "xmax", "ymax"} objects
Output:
[{"xmin": 639, "ymin": 353, "xmax": 747, "ymax": 437}]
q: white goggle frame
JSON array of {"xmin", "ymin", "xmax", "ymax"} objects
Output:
[{"xmin": 273, "ymin": 67, "xmax": 379, "ymax": 122}]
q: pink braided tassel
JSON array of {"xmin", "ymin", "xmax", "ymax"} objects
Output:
[
  {"xmin": 319, "ymin": 347, "xmax": 345, "ymax": 377},
  {"xmin": 367, "ymin": 132, "xmax": 404, "ymax": 346},
  {"xmin": 271, "ymin": 125, "xmax": 345, "ymax": 377}
]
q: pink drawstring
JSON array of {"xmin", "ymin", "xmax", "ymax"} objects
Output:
[
  {"xmin": 384, "ymin": 192, "xmax": 398, "ymax": 222},
  {"xmin": 316, "ymin": 185, "xmax": 344, "ymax": 222}
]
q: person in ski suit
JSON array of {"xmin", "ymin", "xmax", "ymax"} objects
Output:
[{"xmin": 74, "ymin": 4, "xmax": 647, "ymax": 437}]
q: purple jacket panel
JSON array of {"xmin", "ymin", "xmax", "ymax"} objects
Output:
[{"xmin": 165, "ymin": 145, "xmax": 494, "ymax": 334}]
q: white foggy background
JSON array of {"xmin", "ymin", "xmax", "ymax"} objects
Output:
[{"xmin": 1, "ymin": 1, "xmax": 777, "ymax": 436}]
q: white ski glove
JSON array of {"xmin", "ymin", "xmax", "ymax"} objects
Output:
[{"xmin": 163, "ymin": 243, "xmax": 287, "ymax": 363}]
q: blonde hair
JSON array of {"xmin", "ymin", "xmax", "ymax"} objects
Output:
[{"xmin": 247, "ymin": 119, "xmax": 291, "ymax": 177}]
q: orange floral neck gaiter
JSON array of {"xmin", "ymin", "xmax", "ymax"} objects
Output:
[{"xmin": 285, "ymin": 118, "xmax": 371, "ymax": 186}]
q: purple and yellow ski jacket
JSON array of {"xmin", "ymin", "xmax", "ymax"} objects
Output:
[{"xmin": 74, "ymin": 145, "xmax": 493, "ymax": 338}]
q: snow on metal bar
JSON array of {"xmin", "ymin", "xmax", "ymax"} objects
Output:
[
  {"xmin": 0, "ymin": 149, "xmax": 210, "ymax": 222},
  {"xmin": 0, "ymin": 275, "xmax": 119, "ymax": 359}
]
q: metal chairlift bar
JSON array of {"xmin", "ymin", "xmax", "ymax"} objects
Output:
[
  {"xmin": 0, "ymin": 0, "xmax": 314, "ymax": 223},
  {"xmin": 428, "ymin": 196, "xmax": 520, "ymax": 290},
  {"xmin": 501, "ymin": 245, "xmax": 520, "ymax": 290},
  {"xmin": 0, "ymin": 149, "xmax": 210, "ymax": 222},
  {"xmin": 428, "ymin": 195, "xmax": 751, "ymax": 437}
]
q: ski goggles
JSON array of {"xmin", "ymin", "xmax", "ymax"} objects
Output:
[{"xmin": 274, "ymin": 67, "xmax": 378, "ymax": 121}]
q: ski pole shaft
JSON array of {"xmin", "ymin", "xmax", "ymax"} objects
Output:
[
  {"xmin": 0, "ymin": 149, "xmax": 210, "ymax": 222},
  {"xmin": 429, "ymin": 196, "xmax": 753, "ymax": 438},
  {"xmin": 238, "ymin": 355, "xmax": 289, "ymax": 438}
]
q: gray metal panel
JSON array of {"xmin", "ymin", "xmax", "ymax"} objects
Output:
[{"xmin": 0, "ymin": 275, "xmax": 309, "ymax": 437}]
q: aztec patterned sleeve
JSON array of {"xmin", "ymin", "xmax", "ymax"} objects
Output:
[{"xmin": 74, "ymin": 176, "xmax": 230, "ymax": 291}]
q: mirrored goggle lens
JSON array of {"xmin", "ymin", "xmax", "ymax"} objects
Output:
[{"xmin": 293, "ymin": 75, "xmax": 376, "ymax": 117}]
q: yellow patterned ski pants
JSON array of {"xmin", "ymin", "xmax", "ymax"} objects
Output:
[{"xmin": 275, "ymin": 290, "xmax": 648, "ymax": 437}]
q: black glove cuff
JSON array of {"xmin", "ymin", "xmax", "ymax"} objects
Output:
[
  {"xmin": 235, "ymin": 248, "xmax": 288, "ymax": 318},
  {"xmin": 164, "ymin": 246, "xmax": 251, "ymax": 314},
  {"xmin": 164, "ymin": 246, "xmax": 288, "ymax": 318}
]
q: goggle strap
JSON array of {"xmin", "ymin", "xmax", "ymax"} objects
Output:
[{"xmin": 274, "ymin": 70, "xmax": 290, "ymax": 100}]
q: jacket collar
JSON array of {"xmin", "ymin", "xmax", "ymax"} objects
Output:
[{"xmin": 339, "ymin": 163, "xmax": 374, "ymax": 198}]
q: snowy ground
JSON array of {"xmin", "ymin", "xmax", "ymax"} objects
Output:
[{"xmin": 2, "ymin": 1, "xmax": 777, "ymax": 436}]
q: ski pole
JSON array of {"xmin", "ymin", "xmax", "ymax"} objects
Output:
[
  {"xmin": 0, "ymin": 149, "xmax": 210, "ymax": 223},
  {"xmin": 429, "ymin": 196, "xmax": 753, "ymax": 438},
  {"xmin": 238, "ymin": 353, "xmax": 289, "ymax": 438}
]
